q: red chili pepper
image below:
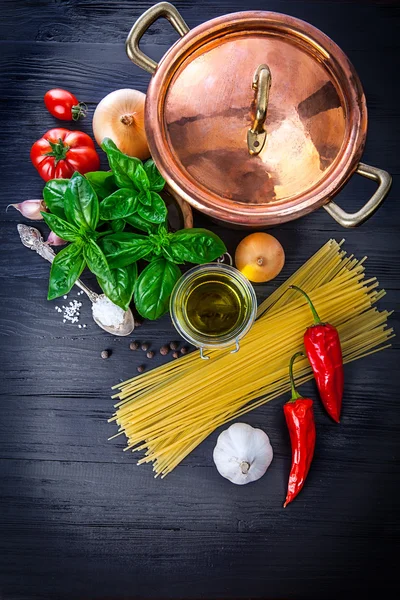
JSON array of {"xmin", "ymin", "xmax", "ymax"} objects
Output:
[
  {"xmin": 290, "ymin": 285, "xmax": 344, "ymax": 423},
  {"xmin": 283, "ymin": 351, "xmax": 316, "ymax": 508}
]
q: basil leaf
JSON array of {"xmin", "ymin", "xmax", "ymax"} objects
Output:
[
  {"xmin": 101, "ymin": 138, "xmax": 142, "ymax": 189},
  {"xmin": 97, "ymin": 263, "xmax": 137, "ymax": 311},
  {"xmin": 99, "ymin": 232, "xmax": 152, "ymax": 269},
  {"xmin": 138, "ymin": 190, "xmax": 152, "ymax": 206},
  {"xmin": 111, "ymin": 219, "xmax": 126, "ymax": 233},
  {"xmin": 168, "ymin": 228, "xmax": 227, "ymax": 264},
  {"xmin": 85, "ymin": 171, "xmax": 117, "ymax": 200},
  {"xmin": 134, "ymin": 258, "xmax": 181, "ymax": 320},
  {"xmin": 144, "ymin": 159, "xmax": 165, "ymax": 192},
  {"xmin": 41, "ymin": 212, "xmax": 81, "ymax": 243},
  {"xmin": 137, "ymin": 192, "xmax": 167, "ymax": 224},
  {"xmin": 133, "ymin": 163, "xmax": 150, "ymax": 192},
  {"xmin": 83, "ymin": 240, "xmax": 110, "ymax": 278},
  {"xmin": 43, "ymin": 179, "xmax": 69, "ymax": 219},
  {"xmin": 47, "ymin": 241, "xmax": 86, "ymax": 300},
  {"xmin": 99, "ymin": 188, "xmax": 139, "ymax": 221},
  {"xmin": 161, "ymin": 243, "xmax": 183, "ymax": 264},
  {"xmin": 125, "ymin": 213, "xmax": 157, "ymax": 234},
  {"xmin": 64, "ymin": 172, "xmax": 99, "ymax": 231}
]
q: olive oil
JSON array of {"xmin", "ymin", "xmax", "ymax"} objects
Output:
[
  {"xmin": 183, "ymin": 273, "xmax": 247, "ymax": 337},
  {"xmin": 170, "ymin": 263, "xmax": 257, "ymax": 353}
]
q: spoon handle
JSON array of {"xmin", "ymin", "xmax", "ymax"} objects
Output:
[{"xmin": 17, "ymin": 224, "xmax": 98, "ymax": 303}]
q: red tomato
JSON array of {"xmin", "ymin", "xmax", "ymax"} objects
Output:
[
  {"xmin": 30, "ymin": 128, "xmax": 100, "ymax": 181},
  {"xmin": 44, "ymin": 89, "xmax": 87, "ymax": 121}
]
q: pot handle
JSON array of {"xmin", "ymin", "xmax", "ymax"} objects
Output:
[
  {"xmin": 323, "ymin": 163, "xmax": 392, "ymax": 227},
  {"xmin": 126, "ymin": 2, "xmax": 189, "ymax": 74}
]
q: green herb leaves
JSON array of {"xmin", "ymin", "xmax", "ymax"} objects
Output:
[
  {"xmin": 134, "ymin": 258, "xmax": 181, "ymax": 320},
  {"xmin": 43, "ymin": 172, "xmax": 137, "ymax": 308},
  {"xmin": 101, "ymin": 138, "xmax": 142, "ymax": 189},
  {"xmin": 168, "ymin": 229, "xmax": 227, "ymax": 264},
  {"xmin": 41, "ymin": 140, "xmax": 227, "ymax": 320},
  {"xmin": 144, "ymin": 159, "xmax": 165, "ymax": 192},
  {"xmin": 43, "ymin": 179, "xmax": 68, "ymax": 218},
  {"xmin": 64, "ymin": 172, "xmax": 99, "ymax": 231},
  {"xmin": 85, "ymin": 171, "xmax": 117, "ymax": 200},
  {"xmin": 99, "ymin": 189, "xmax": 138, "ymax": 221},
  {"xmin": 99, "ymin": 232, "xmax": 152, "ymax": 268},
  {"xmin": 101, "ymin": 137, "xmax": 167, "ymax": 226},
  {"xmin": 137, "ymin": 192, "xmax": 167, "ymax": 223},
  {"xmin": 97, "ymin": 264, "xmax": 137, "ymax": 311},
  {"xmin": 48, "ymin": 241, "xmax": 86, "ymax": 300}
]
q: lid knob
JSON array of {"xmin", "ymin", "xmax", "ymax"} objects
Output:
[{"xmin": 247, "ymin": 64, "xmax": 271, "ymax": 156}]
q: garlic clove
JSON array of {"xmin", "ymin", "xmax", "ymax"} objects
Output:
[
  {"xmin": 46, "ymin": 230, "xmax": 67, "ymax": 246},
  {"xmin": 8, "ymin": 199, "xmax": 47, "ymax": 220}
]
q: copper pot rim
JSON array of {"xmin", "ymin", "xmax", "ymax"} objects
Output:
[{"xmin": 145, "ymin": 10, "xmax": 368, "ymax": 225}]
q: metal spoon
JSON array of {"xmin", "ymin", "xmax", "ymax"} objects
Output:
[{"xmin": 18, "ymin": 224, "xmax": 135, "ymax": 336}]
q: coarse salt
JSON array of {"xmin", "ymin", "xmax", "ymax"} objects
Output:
[
  {"xmin": 55, "ymin": 299, "xmax": 83, "ymax": 325},
  {"xmin": 92, "ymin": 295, "xmax": 125, "ymax": 327}
]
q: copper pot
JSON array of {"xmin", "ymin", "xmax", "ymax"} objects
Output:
[{"xmin": 126, "ymin": 2, "xmax": 391, "ymax": 228}]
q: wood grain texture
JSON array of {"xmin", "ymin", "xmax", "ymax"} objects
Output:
[{"xmin": 0, "ymin": 1, "xmax": 399, "ymax": 599}]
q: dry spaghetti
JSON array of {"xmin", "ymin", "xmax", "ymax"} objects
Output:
[{"xmin": 110, "ymin": 240, "xmax": 394, "ymax": 477}]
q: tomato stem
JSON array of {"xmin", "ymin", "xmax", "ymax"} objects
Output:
[
  {"xmin": 44, "ymin": 138, "xmax": 70, "ymax": 164},
  {"xmin": 71, "ymin": 102, "xmax": 88, "ymax": 121}
]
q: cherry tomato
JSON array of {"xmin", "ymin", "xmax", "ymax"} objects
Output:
[
  {"xmin": 44, "ymin": 89, "xmax": 87, "ymax": 121},
  {"xmin": 30, "ymin": 128, "xmax": 100, "ymax": 181}
]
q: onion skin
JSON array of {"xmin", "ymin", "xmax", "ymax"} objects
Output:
[
  {"xmin": 93, "ymin": 89, "xmax": 150, "ymax": 160},
  {"xmin": 235, "ymin": 232, "xmax": 285, "ymax": 283}
]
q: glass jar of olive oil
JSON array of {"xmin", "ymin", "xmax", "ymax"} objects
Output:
[{"xmin": 170, "ymin": 263, "xmax": 257, "ymax": 359}]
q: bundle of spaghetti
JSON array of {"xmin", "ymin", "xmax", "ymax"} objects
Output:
[{"xmin": 110, "ymin": 240, "xmax": 394, "ymax": 477}]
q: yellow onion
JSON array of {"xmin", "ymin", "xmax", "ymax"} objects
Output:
[
  {"xmin": 92, "ymin": 89, "xmax": 150, "ymax": 160},
  {"xmin": 235, "ymin": 232, "xmax": 285, "ymax": 283}
]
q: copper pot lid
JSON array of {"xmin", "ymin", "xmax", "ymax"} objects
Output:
[{"xmin": 140, "ymin": 10, "xmax": 368, "ymax": 225}]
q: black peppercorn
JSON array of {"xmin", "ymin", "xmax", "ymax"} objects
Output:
[
  {"xmin": 172, "ymin": 351, "xmax": 179, "ymax": 359},
  {"xmin": 141, "ymin": 343, "xmax": 149, "ymax": 351},
  {"xmin": 134, "ymin": 318, "xmax": 143, "ymax": 328},
  {"xmin": 170, "ymin": 341, "xmax": 179, "ymax": 350},
  {"xmin": 129, "ymin": 341, "xmax": 139, "ymax": 351},
  {"xmin": 101, "ymin": 350, "xmax": 110, "ymax": 359},
  {"xmin": 137, "ymin": 365, "xmax": 145, "ymax": 373},
  {"xmin": 160, "ymin": 345, "xmax": 169, "ymax": 356},
  {"xmin": 146, "ymin": 351, "xmax": 155, "ymax": 359},
  {"xmin": 180, "ymin": 346, "xmax": 188, "ymax": 355}
]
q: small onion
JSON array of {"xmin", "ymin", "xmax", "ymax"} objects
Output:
[
  {"xmin": 235, "ymin": 232, "xmax": 285, "ymax": 283},
  {"xmin": 93, "ymin": 89, "xmax": 150, "ymax": 159}
]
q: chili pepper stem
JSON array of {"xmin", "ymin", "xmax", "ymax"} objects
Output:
[
  {"xmin": 288, "ymin": 351, "xmax": 305, "ymax": 402},
  {"xmin": 289, "ymin": 285, "xmax": 321, "ymax": 324}
]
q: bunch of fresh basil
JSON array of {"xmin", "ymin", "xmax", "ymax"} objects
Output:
[{"xmin": 41, "ymin": 139, "xmax": 226, "ymax": 320}]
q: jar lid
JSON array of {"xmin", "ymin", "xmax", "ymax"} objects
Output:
[{"xmin": 146, "ymin": 12, "xmax": 367, "ymax": 226}]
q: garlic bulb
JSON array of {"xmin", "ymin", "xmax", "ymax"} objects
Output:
[{"xmin": 213, "ymin": 422, "xmax": 273, "ymax": 485}]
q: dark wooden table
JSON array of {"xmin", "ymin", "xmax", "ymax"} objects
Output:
[{"xmin": 1, "ymin": 1, "xmax": 399, "ymax": 598}]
